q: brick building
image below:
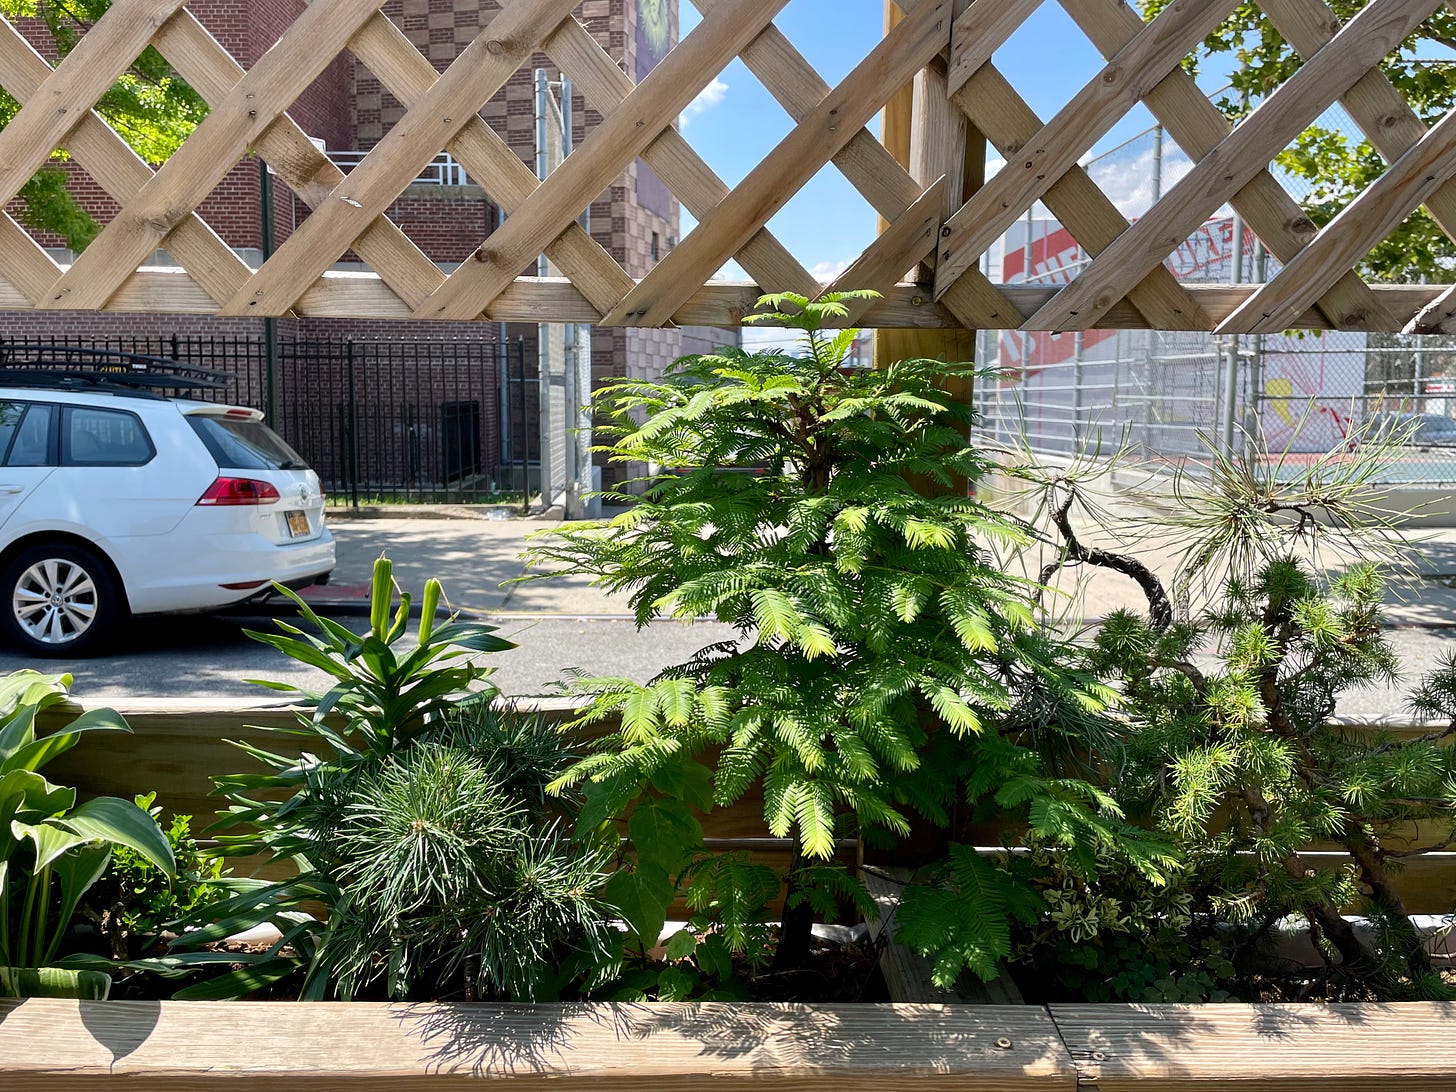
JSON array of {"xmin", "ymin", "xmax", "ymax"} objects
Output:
[{"xmin": 0, "ymin": 0, "xmax": 728, "ymax": 497}]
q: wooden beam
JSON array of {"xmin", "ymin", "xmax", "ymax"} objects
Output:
[
  {"xmin": 1023, "ymin": 0, "xmax": 1444, "ymax": 331},
  {"xmin": 0, "ymin": 999, "xmax": 1075, "ymax": 1091},
  {"xmin": 827, "ymin": 177, "xmax": 949, "ymax": 324},
  {"xmin": 1, "ymin": 268, "xmax": 1450, "ymax": 331},
  {"xmin": 934, "ymin": 0, "xmax": 1241, "ymax": 295},
  {"xmin": 1051, "ymin": 1002, "xmax": 1456, "ymax": 1090},
  {"xmin": 416, "ymin": 0, "xmax": 795, "ymax": 322}
]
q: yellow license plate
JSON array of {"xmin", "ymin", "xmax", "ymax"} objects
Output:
[{"xmin": 285, "ymin": 510, "xmax": 310, "ymax": 537}]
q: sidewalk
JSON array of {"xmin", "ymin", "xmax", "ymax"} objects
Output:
[
  {"xmin": 313, "ymin": 508, "xmax": 1456, "ymax": 627},
  {"xmin": 306, "ymin": 511, "xmax": 628, "ymax": 617}
]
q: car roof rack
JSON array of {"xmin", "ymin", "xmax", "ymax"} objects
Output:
[{"xmin": 0, "ymin": 344, "xmax": 227, "ymax": 394}]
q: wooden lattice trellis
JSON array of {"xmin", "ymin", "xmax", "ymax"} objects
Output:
[{"xmin": 3, "ymin": 0, "xmax": 1456, "ymax": 332}]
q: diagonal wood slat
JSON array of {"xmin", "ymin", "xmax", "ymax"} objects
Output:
[
  {"xmin": 947, "ymin": 64, "xmax": 1207, "ymax": 329},
  {"xmin": 1022, "ymin": 0, "xmax": 1444, "ymax": 331},
  {"xmin": 1055, "ymin": 0, "xmax": 1392, "ymax": 331},
  {"xmin": 346, "ymin": 13, "xmax": 630, "ymax": 315},
  {"xmin": 0, "ymin": 20, "xmax": 249, "ymax": 307},
  {"xmin": 0, "ymin": 0, "xmax": 190, "ymax": 213},
  {"xmin": 415, "ymin": 0, "xmax": 795, "ymax": 323},
  {"xmin": 690, "ymin": 0, "xmax": 1023, "ymax": 328},
  {"xmin": 223, "ymin": 0, "xmax": 583, "ymax": 317},
  {"xmin": 0, "ymin": 0, "xmax": 1450, "ymax": 331},
  {"xmin": 541, "ymin": 15, "xmax": 815, "ymax": 295},
  {"xmin": 45, "ymin": 0, "xmax": 389, "ymax": 311},
  {"xmin": 1220, "ymin": 108, "xmax": 1456, "ymax": 334},
  {"xmin": 825, "ymin": 176, "xmax": 949, "ymax": 325},
  {"xmin": 604, "ymin": 0, "xmax": 957, "ymax": 327},
  {"xmin": 151, "ymin": 11, "xmax": 444, "ymax": 313},
  {"xmin": 934, "ymin": 0, "xmax": 1243, "ymax": 298}
]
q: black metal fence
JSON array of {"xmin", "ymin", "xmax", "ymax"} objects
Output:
[{"xmin": 0, "ymin": 333, "xmax": 524, "ymax": 504}]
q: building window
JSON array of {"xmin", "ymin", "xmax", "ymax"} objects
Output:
[{"xmin": 650, "ymin": 232, "xmax": 660, "ymax": 261}]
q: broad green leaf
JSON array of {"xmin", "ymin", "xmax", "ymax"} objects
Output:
[
  {"xmin": 628, "ymin": 797, "xmax": 703, "ymax": 874},
  {"xmin": 604, "ymin": 863, "xmax": 673, "ymax": 944},
  {"xmin": 58, "ymin": 796, "xmax": 174, "ymax": 876},
  {"xmin": 6, "ymin": 706, "xmax": 130, "ymax": 773},
  {"xmin": 663, "ymin": 929, "xmax": 697, "ymax": 962}
]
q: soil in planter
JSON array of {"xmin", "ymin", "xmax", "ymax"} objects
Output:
[{"xmin": 106, "ymin": 934, "xmax": 890, "ymax": 1004}]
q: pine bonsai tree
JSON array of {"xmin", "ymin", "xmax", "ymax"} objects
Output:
[
  {"xmin": 529, "ymin": 292, "xmax": 1168, "ymax": 976},
  {"xmin": 1034, "ymin": 430, "xmax": 1456, "ymax": 998}
]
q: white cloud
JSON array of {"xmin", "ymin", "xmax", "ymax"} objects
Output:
[
  {"xmin": 680, "ymin": 78, "xmax": 728, "ymax": 127},
  {"xmin": 985, "ymin": 157, "xmax": 1006, "ymax": 178},
  {"xmin": 810, "ymin": 259, "xmax": 851, "ymax": 285}
]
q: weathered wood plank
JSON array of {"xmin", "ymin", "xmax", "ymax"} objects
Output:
[
  {"xmin": 1055, "ymin": 0, "xmax": 1393, "ymax": 331},
  {"xmin": 44, "ymin": 0, "xmax": 388, "ymax": 311},
  {"xmin": 1219, "ymin": 106, "xmax": 1456, "ymax": 334},
  {"xmin": 416, "ymin": 0, "xmax": 795, "ymax": 322},
  {"xmin": 1024, "ymin": 0, "xmax": 1444, "ymax": 331},
  {"xmin": 1049, "ymin": 1002, "xmax": 1456, "ymax": 1090},
  {"xmin": 0, "ymin": 999, "xmax": 1075, "ymax": 1091},
  {"xmin": 603, "ymin": 0, "xmax": 959, "ymax": 327},
  {"xmin": 935, "ymin": 0, "xmax": 1241, "ymax": 294}
]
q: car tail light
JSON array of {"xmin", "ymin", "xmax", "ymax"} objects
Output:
[{"xmin": 196, "ymin": 477, "xmax": 281, "ymax": 506}]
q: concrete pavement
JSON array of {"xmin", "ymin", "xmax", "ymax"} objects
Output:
[{"xmin": 9, "ymin": 507, "xmax": 1454, "ymax": 716}]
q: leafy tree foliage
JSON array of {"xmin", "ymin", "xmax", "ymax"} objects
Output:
[
  {"xmin": 1143, "ymin": 0, "xmax": 1456, "ymax": 280},
  {"xmin": 531, "ymin": 292, "xmax": 1171, "ymax": 977},
  {"xmin": 0, "ymin": 1, "xmax": 206, "ymax": 248}
]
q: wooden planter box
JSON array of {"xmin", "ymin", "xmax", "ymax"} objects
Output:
[
  {"xmin": 3, "ymin": 997, "xmax": 1454, "ymax": 1089},
  {"xmin": 18, "ymin": 703, "xmax": 1456, "ymax": 1089}
]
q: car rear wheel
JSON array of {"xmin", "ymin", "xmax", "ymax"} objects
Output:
[{"xmin": 1, "ymin": 543, "xmax": 121, "ymax": 656}]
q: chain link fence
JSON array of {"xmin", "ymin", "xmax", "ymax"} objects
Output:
[{"xmin": 976, "ymin": 106, "xmax": 1456, "ymax": 484}]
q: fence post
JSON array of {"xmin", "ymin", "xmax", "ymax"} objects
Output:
[{"xmin": 346, "ymin": 340, "xmax": 359, "ymax": 510}]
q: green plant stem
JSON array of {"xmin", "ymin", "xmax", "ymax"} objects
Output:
[{"xmin": 19, "ymin": 867, "xmax": 47, "ymax": 968}]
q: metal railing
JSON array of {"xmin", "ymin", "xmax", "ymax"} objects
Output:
[{"xmin": 330, "ymin": 150, "xmax": 472, "ymax": 187}]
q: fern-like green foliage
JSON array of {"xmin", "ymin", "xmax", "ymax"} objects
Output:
[{"xmin": 530, "ymin": 292, "xmax": 1165, "ymax": 973}]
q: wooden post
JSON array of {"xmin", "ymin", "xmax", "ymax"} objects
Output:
[{"xmin": 875, "ymin": 0, "xmax": 982, "ymax": 376}]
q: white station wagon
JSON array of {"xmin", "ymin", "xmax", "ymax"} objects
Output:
[{"xmin": 0, "ymin": 347, "xmax": 334, "ymax": 655}]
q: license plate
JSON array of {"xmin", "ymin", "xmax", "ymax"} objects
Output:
[{"xmin": 285, "ymin": 510, "xmax": 310, "ymax": 537}]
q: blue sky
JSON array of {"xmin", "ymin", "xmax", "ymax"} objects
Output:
[{"xmin": 674, "ymin": 0, "xmax": 1236, "ymax": 281}]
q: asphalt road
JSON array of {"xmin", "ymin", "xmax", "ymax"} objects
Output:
[
  {"xmin": 0, "ymin": 601, "xmax": 1447, "ymax": 724},
  {"xmin": 0, "ymin": 605, "xmax": 741, "ymax": 708}
]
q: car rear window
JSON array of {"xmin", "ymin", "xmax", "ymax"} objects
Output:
[{"xmin": 187, "ymin": 415, "xmax": 310, "ymax": 471}]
